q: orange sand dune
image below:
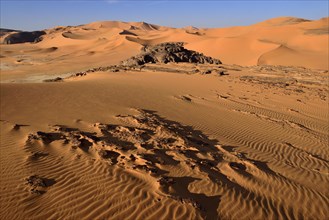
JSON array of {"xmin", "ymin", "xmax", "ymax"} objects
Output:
[{"xmin": 1, "ymin": 17, "xmax": 328, "ymax": 82}]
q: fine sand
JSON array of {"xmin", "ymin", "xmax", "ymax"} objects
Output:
[{"xmin": 0, "ymin": 17, "xmax": 328, "ymax": 220}]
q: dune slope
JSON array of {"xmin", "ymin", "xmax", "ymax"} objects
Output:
[{"xmin": 1, "ymin": 17, "xmax": 328, "ymax": 82}]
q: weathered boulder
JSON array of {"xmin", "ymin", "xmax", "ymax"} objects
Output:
[
  {"xmin": 121, "ymin": 42, "xmax": 222, "ymax": 66},
  {"xmin": 3, "ymin": 31, "xmax": 46, "ymax": 44}
]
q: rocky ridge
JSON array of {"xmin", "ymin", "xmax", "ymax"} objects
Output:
[
  {"xmin": 3, "ymin": 31, "xmax": 46, "ymax": 44},
  {"xmin": 121, "ymin": 42, "xmax": 222, "ymax": 66}
]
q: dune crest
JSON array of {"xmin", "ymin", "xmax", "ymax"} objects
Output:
[{"xmin": 1, "ymin": 16, "xmax": 328, "ymax": 82}]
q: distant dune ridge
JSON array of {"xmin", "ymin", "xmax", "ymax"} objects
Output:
[{"xmin": 0, "ymin": 16, "xmax": 328, "ymax": 76}]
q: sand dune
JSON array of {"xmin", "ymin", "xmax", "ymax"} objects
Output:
[
  {"xmin": 0, "ymin": 17, "xmax": 328, "ymax": 219},
  {"xmin": 1, "ymin": 17, "xmax": 328, "ymax": 82},
  {"xmin": 257, "ymin": 44, "xmax": 328, "ymax": 68}
]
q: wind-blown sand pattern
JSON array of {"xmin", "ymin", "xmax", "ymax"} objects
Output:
[{"xmin": 1, "ymin": 17, "xmax": 328, "ymax": 220}]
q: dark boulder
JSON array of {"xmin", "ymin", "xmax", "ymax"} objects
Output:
[{"xmin": 3, "ymin": 31, "xmax": 46, "ymax": 44}]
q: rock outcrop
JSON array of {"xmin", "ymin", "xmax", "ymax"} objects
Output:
[
  {"xmin": 0, "ymin": 28, "xmax": 21, "ymax": 37},
  {"xmin": 3, "ymin": 31, "xmax": 46, "ymax": 44},
  {"xmin": 121, "ymin": 42, "xmax": 222, "ymax": 66}
]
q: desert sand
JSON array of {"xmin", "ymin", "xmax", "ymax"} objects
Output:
[{"xmin": 0, "ymin": 17, "xmax": 328, "ymax": 220}]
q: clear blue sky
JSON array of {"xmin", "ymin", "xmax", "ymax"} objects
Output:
[{"xmin": 1, "ymin": 1, "xmax": 328, "ymax": 31}]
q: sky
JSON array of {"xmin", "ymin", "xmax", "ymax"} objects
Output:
[{"xmin": 0, "ymin": 0, "xmax": 328, "ymax": 31}]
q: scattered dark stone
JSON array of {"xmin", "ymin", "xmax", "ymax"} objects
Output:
[
  {"xmin": 181, "ymin": 96, "xmax": 192, "ymax": 102},
  {"xmin": 35, "ymin": 131, "xmax": 62, "ymax": 144},
  {"xmin": 29, "ymin": 152, "xmax": 49, "ymax": 160},
  {"xmin": 98, "ymin": 150, "xmax": 120, "ymax": 164},
  {"xmin": 218, "ymin": 71, "xmax": 228, "ymax": 76},
  {"xmin": 218, "ymin": 95, "xmax": 229, "ymax": 99},
  {"xmin": 3, "ymin": 31, "xmax": 46, "ymax": 44},
  {"xmin": 229, "ymin": 162, "xmax": 246, "ymax": 171},
  {"xmin": 211, "ymin": 152, "xmax": 223, "ymax": 161},
  {"xmin": 25, "ymin": 175, "xmax": 56, "ymax": 194},
  {"xmin": 76, "ymin": 138, "xmax": 93, "ymax": 152},
  {"xmin": 43, "ymin": 77, "xmax": 63, "ymax": 82},
  {"xmin": 294, "ymin": 89, "xmax": 304, "ymax": 93},
  {"xmin": 89, "ymin": 135, "xmax": 100, "ymax": 143},
  {"xmin": 140, "ymin": 143, "xmax": 154, "ymax": 150},
  {"xmin": 52, "ymin": 125, "xmax": 77, "ymax": 132},
  {"xmin": 166, "ymin": 138, "xmax": 177, "ymax": 144},
  {"xmin": 186, "ymin": 136, "xmax": 209, "ymax": 146},
  {"xmin": 25, "ymin": 133, "xmax": 39, "ymax": 145},
  {"xmin": 12, "ymin": 124, "xmax": 29, "ymax": 130},
  {"xmin": 26, "ymin": 175, "xmax": 50, "ymax": 187},
  {"xmin": 130, "ymin": 154, "xmax": 136, "ymax": 161},
  {"xmin": 37, "ymin": 131, "xmax": 47, "ymax": 136},
  {"xmin": 158, "ymin": 176, "xmax": 176, "ymax": 185},
  {"xmin": 198, "ymin": 160, "xmax": 215, "ymax": 167},
  {"xmin": 202, "ymin": 69, "xmax": 212, "ymax": 74},
  {"xmin": 170, "ymin": 196, "xmax": 202, "ymax": 210},
  {"xmin": 134, "ymin": 164, "xmax": 157, "ymax": 173},
  {"xmin": 140, "ymin": 131, "xmax": 152, "ymax": 141},
  {"xmin": 47, "ymin": 47, "xmax": 58, "ymax": 52},
  {"xmin": 181, "ymin": 197, "xmax": 202, "ymax": 209},
  {"xmin": 30, "ymin": 188, "xmax": 46, "ymax": 195},
  {"xmin": 127, "ymin": 127, "xmax": 136, "ymax": 132},
  {"xmin": 142, "ymin": 154, "xmax": 161, "ymax": 164},
  {"xmin": 75, "ymin": 72, "xmax": 87, "ymax": 77}
]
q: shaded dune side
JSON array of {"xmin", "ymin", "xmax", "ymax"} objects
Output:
[
  {"xmin": 137, "ymin": 22, "xmax": 160, "ymax": 31},
  {"xmin": 119, "ymin": 30, "xmax": 138, "ymax": 36},
  {"xmin": 61, "ymin": 31, "xmax": 91, "ymax": 40},
  {"xmin": 257, "ymin": 44, "xmax": 324, "ymax": 68},
  {"xmin": 125, "ymin": 35, "xmax": 169, "ymax": 46}
]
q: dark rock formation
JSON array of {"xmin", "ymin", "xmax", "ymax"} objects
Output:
[
  {"xmin": 43, "ymin": 77, "xmax": 63, "ymax": 82},
  {"xmin": 3, "ymin": 31, "xmax": 46, "ymax": 44},
  {"xmin": 0, "ymin": 28, "xmax": 21, "ymax": 37},
  {"xmin": 25, "ymin": 175, "xmax": 56, "ymax": 194},
  {"xmin": 121, "ymin": 42, "xmax": 222, "ymax": 66},
  {"xmin": 98, "ymin": 150, "xmax": 120, "ymax": 164}
]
